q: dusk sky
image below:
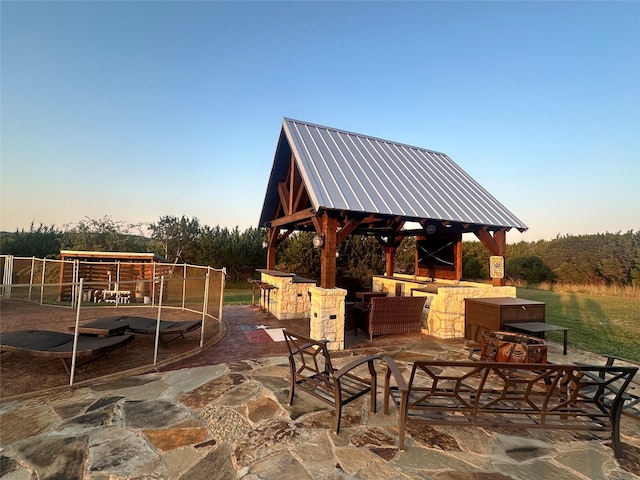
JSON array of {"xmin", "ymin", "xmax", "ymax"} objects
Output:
[{"xmin": 2, "ymin": 1, "xmax": 638, "ymax": 243}]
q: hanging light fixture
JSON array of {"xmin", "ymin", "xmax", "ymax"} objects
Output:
[{"xmin": 312, "ymin": 234, "xmax": 325, "ymax": 249}]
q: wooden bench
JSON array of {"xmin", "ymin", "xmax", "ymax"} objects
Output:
[
  {"xmin": 355, "ymin": 296, "xmax": 426, "ymax": 341},
  {"xmin": 383, "ymin": 358, "xmax": 638, "ymax": 458}
]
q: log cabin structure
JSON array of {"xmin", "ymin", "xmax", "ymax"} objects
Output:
[
  {"xmin": 58, "ymin": 250, "xmax": 169, "ymax": 302},
  {"xmin": 259, "ymin": 118, "xmax": 528, "ymax": 289}
]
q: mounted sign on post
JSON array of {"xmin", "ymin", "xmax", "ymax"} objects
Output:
[{"xmin": 490, "ymin": 256, "xmax": 504, "ymax": 279}]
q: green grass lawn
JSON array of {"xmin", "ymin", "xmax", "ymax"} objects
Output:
[
  {"xmin": 517, "ymin": 288, "xmax": 640, "ymax": 362},
  {"xmin": 224, "ymin": 288, "xmax": 253, "ymax": 305}
]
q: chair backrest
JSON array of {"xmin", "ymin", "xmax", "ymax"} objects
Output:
[
  {"xmin": 369, "ymin": 296, "xmax": 426, "ymax": 317},
  {"xmin": 283, "ymin": 330, "xmax": 335, "ymax": 386}
]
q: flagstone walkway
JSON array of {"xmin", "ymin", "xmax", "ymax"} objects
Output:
[{"xmin": 1, "ymin": 305, "xmax": 639, "ymax": 479}]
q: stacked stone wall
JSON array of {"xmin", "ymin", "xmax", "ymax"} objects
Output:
[
  {"xmin": 259, "ymin": 273, "xmax": 314, "ymax": 320},
  {"xmin": 427, "ymin": 286, "xmax": 516, "ymax": 339}
]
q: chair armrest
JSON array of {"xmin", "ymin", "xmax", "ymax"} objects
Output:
[
  {"xmin": 382, "ymin": 357, "xmax": 408, "ymax": 392},
  {"xmin": 468, "ymin": 347, "xmax": 481, "ymax": 360},
  {"xmin": 333, "ymin": 354, "xmax": 381, "ymax": 378},
  {"xmin": 382, "ymin": 356, "xmax": 409, "ymax": 415},
  {"xmin": 574, "ymin": 364, "xmax": 638, "ymax": 408},
  {"xmin": 603, "ymin": 354, "xmax": 640, "ymax": 368}
]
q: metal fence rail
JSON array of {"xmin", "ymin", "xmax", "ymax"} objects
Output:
[
  {"xmin": 0, "ymin": 255, "xmax": 225, "ymax": 320},
  {"xmin": 1, "ymin": 255, "xmax": 227, "ymax": 386}
]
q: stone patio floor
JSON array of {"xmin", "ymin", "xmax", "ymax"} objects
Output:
[{"xmin": 1, "ymin": 304, "xmax": 639, "ymax": 479}]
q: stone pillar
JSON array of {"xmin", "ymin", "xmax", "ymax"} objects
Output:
[{"xmin": 309, "ymin": 286, "xmax": 347, "ymax": 350}]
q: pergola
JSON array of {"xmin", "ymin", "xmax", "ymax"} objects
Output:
[{"xmin": 259, "ymin": 118, "xmax": 527, "ymax": 289}]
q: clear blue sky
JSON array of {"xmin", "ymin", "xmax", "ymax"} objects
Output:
[{"xmin": 2, "ymin": 1, "xmax": 638, "ymax": 243}]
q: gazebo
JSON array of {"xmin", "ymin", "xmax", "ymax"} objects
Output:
[
  {"xmin": 258, "ymin": 118, "xmax": 527, "ymax": 348},
  {"xmin": 259, "ymin": 118, "xmax": 527, "ymax": 288}
]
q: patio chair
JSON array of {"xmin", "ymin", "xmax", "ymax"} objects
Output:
[
  {"xmin": 0, "ymin": 329, "xmax": 134, "ymax": 373},
  {"xmin": 283, "ymin": 329, "xmax": 381, "ymax": 434},
  {"xmin": 577, "ymin": 354, "xmax": 640, "ymax": 420}
]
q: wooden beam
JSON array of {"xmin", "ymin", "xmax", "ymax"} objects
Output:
[
  {"xmin": 277, "ymin": 182, "xmax": 291, "ymax": 216},
  {"xmin": 475, "ymin": 228, "xmax": 507, "ymax": 286},
  {"xmin": 475, "ymin": 228, "xmax": 499, "ymax": 255},
  {"xmin": 493, "ymin": 229, "xmax": 506, "ymax": 256},
  {"xmin": 278, "ymin": 229, "xmax": 294, "ymax": 242},
  {"xmin": 492, "ymin": 229, "xmax": 507, "ymax": 286},
  {"xmin": 269, "ymin": 208, "xmax": 315, "ymax": 227},
  {"xmin": 289, "ymin": 153, "xmax": 296, "ymax": 215},
  {"xmin": 337, "ymin": 218, "xmax": 362, "ymax": 244},
  {"xmin": 311, "ymin": 215, "xmax": 322, "ymax": 234},
  {"xmin": 389, "ymin": 217, "xmax": 405, "ymax": 231},
  {"xmin": 266, "ymin": 227, "xmax": 278, "ymax": 270},
  {"xmin": 320, "ymin": 212, "xmax": 337, "ymax": 289},
  {"xmin": 454, "ymin": 236, "xmax": 463, "ymax": 280},
  {"xmin": 383, "ymin": 245, "xmax": 397, "ymax": 277}
]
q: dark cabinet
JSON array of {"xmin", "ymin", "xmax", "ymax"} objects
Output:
[{"xmin": 465, "ymin": 297, "xmax": 546, "ymax": 342}]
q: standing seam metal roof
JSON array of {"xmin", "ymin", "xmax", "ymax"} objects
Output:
[{"xmin": 260, "ymin": 118, "xmax": 527, "ymax": 231}]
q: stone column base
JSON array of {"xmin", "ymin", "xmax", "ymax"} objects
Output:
[{"xmin": 309, "ymin": 286, "xmax": 347, "ymax": 350}]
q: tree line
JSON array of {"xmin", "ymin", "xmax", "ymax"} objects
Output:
[{"xmin": 1, "ymin": 216, "xmax": 638, "ymax": 286}]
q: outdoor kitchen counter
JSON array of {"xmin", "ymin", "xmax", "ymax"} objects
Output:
[
  {"xmin": 256, "ymin": 270, "xmax": 317, "ymax": 320},
  {"xmin": 256, "ymin": 269, "xmax": 296, "ymax": 278},
  {"xmin": 256, "ymin": 269, "xmax": 317, "ymax": 284}
]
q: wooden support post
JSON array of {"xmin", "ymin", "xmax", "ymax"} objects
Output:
[
  {"xmin": 320, "ymin": 212, "xmax": 337, "ymax": 289},
  {"xmin": 266, "ymin": 227, "xmax": 277, "ymax": 270},
  {"xmin": 454, "ymin": 238, "xmax": 463, "ymax": 280},
  {"xmin": 384, "ymin": 246, "xmax": 396, "ymax": 277},
  {"xmin": 475, "ymin": 228, "xmax": 507, "ymax": 286},
  {"xmin": 492, "ymin": 230, "xmax": 506, "ymax": 286}
]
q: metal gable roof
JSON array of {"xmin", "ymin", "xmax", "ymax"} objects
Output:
[{"xmin": 259, "ymin": 118, "xmax": 527, "ymax": 231}]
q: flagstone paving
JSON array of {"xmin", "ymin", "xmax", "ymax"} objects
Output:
[{"xmin": 1, "ymin": 305, "xmax": 639, "ymax": 479}]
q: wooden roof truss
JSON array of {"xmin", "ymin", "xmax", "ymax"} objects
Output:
[{"xmin": 265, "ymin": 152, "xmax": 509, "ymax": 288}]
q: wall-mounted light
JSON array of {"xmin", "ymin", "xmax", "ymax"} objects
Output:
[
  {"xmin": 425, "ymin": 224, "xmax": 437, "ymax": 234},
  {"xmin": 312, "ymin": 234, "xmax": 325, "ymax": 249}
]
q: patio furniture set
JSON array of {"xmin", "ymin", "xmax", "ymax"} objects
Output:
[
  {"xmin": 84, "ymin": 289, "xmax": 133, "ymax": 304},
  {"xmin": 283, "ymin": 330, "xmax": 639, "ymax": 460}
]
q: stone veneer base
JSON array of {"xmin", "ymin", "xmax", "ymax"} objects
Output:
[
  {"xmin": 309, "ymin": 286, "xmax": 347, "ymax": 350},
  {"xmin": 259, "ymin": 272, "xmax": 315, "ymax": 321},
  {"xmin": 372, "ymin": 275, "xmax": 516, "ymax": 339}
]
